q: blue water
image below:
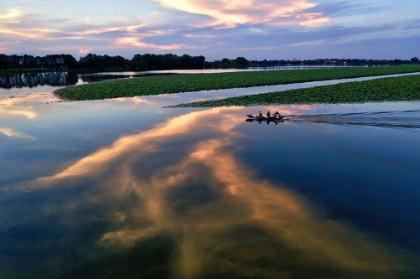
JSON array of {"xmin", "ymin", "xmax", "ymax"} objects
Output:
[{"xmin": 0, "ymin": 79, "xmax": 420, "ymax": 278}]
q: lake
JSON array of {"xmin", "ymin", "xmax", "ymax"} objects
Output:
[{"xmin": 1, "ymin": 71, "xmax": 420, "ymax": 278}]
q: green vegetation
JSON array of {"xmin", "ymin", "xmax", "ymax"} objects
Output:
[
  {"xmin": 54, "ymin": 65, "xmax": 420, "ymax": 101},
  {"xmin": 168, "ymin": 74, "xmax": 420, "ymax": 107}
]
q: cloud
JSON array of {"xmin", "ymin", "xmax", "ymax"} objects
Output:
[
  {"xmin": 183, "ymin": 34, "xmax": 218, "ymax": 39},
  {"xmin": 155, "ymin": 0, "xmax": 330, "ymax": 28},
  {"xmin": 0, "ymin": 8, "xmax": 24, "ymax": 23},
  {"xmin": 298, "ymin": 12, "xmax": 331, "ymax": 27},
  {"xmin": 79, "ymin": 48, "xmax": 91, "ymax": 54},
  {"xmin": 115, "ymin": 37, "xmax": 183, "ymax": 51},
  {"xmin": 0, "ymin": 1, "xmax": 419, "ymax": 59},
  {"xmin": 281, "ymin": 19, "xmax": 420, "ymax": 50},
  {"xmin": 68, "ymin": 24, "xmax": 147, "ymax": 36},
  {"xmin": 0, "ymin": 27, "xmax": 60, "ymax": 40}
]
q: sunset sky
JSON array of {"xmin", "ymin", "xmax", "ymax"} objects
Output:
[{"xmin": 1, "ymin": 0, "xmax": 419, "ymax": 61}]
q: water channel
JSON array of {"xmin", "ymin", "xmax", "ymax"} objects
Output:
[{"xmin": 1, "ymin": 69, "xmax": 420, "ymax": 278}]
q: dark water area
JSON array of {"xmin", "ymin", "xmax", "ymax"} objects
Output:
[
  {"xmin": 0, "ymin": 71, "xmax": 176, "ymax": 89},
  {"xmin": 1, "ymin": 80, "xmax": 420, "ymax": 278},
  {"xmin": 0, "ymin": 72, "xmax": 78, "ymax": 88}
]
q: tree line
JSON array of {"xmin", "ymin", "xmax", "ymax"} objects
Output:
[
  {"xmin": 0, "ymin": 53, "xmax": 418, "ymax": 71},
  {"xmin": 205, "ymin": 57, "xmax": 420, "ymax": 68},
  {"xmin": 0, "ymin": 54, "xmax": 78, "ymax": 70},
  {"xmin": 0, "ymin": 53, "xmax": 206, "ymax": 71}
]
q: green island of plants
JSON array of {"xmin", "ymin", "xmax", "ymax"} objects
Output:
[
  {"xmin": 54, "ymin": 65, "xmax": 420, "ymax": 100},
  {"xmin": 167, "ymin": 74, "xmax": 420, "ymax": 107}
]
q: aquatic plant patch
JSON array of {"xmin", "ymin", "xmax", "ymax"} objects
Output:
[
  {"xmin": 54, "ymin": 65, "xmax": 420, "ymax": 101},
  {"xmin": 168, "ymin": 74, "xmax": 420, "ymax": 107}
]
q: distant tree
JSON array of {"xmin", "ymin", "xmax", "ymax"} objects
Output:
[
  {"xmin": 221, "ymin": 58, "xmax": 231, "ymax": 67},
  {"xmin": 180, "ymin": 54, "xmax": 192, "ymax": 68},
  {"xmin": 234, "ymin": 57, "xmax": 249, "ymax": 67},
  {"xmin": 128, "ymin": 53, "xmax": 205, "ymax": 70},
  {"xmin": 392, "ymin": 59, "xmax": 402, "ymax": 65},
  {"xmin": 0, "ymin": 54, "xmax": 9, "ymax": 69},
  {"xmin": 130, "ymin": 54, "xmax": 147, "ymax": 70},
  {"xmin": 78, "ymin": 53, "xmax": 128, "ymax": 69},
  {"xmin": 63, "ymin": 54, "xmax": 78, "ymax": 69},
  {"xmin": 411, "ymin": 57, "xmax": 419, "ymax": 63},
  {"xmin": 194, "ymin": 55, "xmax": 205, "ymax": 68}
]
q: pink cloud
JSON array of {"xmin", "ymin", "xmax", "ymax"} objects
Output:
[
  {"xmin": 0, "ymin": 27, "xmax": 59, "ymax": 39},
  {"xmin": 183, "ymin": 34, "xmax": 218, "ymax": 39},
  {"xmin": 79, "ymin": 48, "xmax": 91, "ymax": 54},
  {"xmin": 115, "ymin": 37, "xmax": 182, "ymax": 51},
  {"xmin": 155, "ymin": 0, "xmax": 330, "ymax": 28}
]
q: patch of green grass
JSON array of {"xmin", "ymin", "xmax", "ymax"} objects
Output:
[
  {"xmin": 167, "ymin": 74, "xmax": 420, "ymax": 107},
  {"xmin": 53, "ymin": 65, "xmax": 420, "ymax": 100}
]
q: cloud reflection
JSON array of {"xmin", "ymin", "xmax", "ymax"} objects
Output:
[
  {"xmin": 10, "ymin": 107, "xmax": 419, "ymax": 277},
  {"xmin": 0, "ymin": 105, "xmax": 39, "ymax": 119},
  {"xmin": 0, "ymin": 127, "xmax": 36, "ymax": 140},
  {"xmin": 111, "ymin": 96, "xmax": 152, "ymax": 104},
  {"xmin": 34, "ymin": 108, "xmax": 239, "ymax": 184}
]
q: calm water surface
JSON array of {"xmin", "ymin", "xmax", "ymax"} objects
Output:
[{"xmin": 1, "ymin": 80, "xmax": 420, "ymax": 278}]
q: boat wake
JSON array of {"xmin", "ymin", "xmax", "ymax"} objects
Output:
[{"xmin": 287, "ymin": 110, "xmax": 420, "ymax": 129}]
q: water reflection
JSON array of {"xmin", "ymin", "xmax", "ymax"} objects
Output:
[
  {"xmin": 291, "ymin": 110, "xmax": 420, "ymax": 129},
  {"xmin": 0, "ymin": 127, "xmax": 36, "ymax": 140},
  {"xmin": 0, "ymin": 98, "xmax": 40, "ymax": 119},
  {"xmin": 0, "ymin": 72, "xmax": 78, "ymax": 88},
  {"xmin": 4, "ymin": 107, "xmax": 419, "ymax": 278}
]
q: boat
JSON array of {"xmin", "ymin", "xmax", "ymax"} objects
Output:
[{"xmin": 246, "ymin": 114, "xmax": 284, "ymax": 121}]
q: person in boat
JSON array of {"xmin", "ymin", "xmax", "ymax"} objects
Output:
[
  {"xmin": 266, "ymin": 111, "xmax": 271, "ymax": 117},
  {"xmin": 258, "ymin": 111, "xmax": 263, "ymax": 117},
  {"xmin": 274, "ymin": 111, "xmax": 280, "ymax": 117}
]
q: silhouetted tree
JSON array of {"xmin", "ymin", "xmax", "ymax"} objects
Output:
[
  {"xmin": 128, "ymin": 53, "xmax": 205, "ymax": 70},
  {"xmin": 234, "ymin": 57, "xmax": 249, "ymax": 67}
]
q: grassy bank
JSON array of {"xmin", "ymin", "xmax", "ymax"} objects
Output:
[
  {"xmin": 167, "ymin": 74, "xmax": 420, "ymax": 107},
  {"xmin": 53, "ymin": 65, "xmax": 420, "ymax": 100}
]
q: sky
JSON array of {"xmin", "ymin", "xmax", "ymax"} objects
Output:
[{"xmin": 0, "ymin": 0, "xmax": 419, "ymax": 61}]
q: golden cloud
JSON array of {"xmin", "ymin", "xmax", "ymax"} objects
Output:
[
  {"xmin": 155, "ymin": 0, "xmax": 330, "ymax": 28},
  {"xmin": 115, "ymin": 37, "xmax": 183, "ymax": 50}
]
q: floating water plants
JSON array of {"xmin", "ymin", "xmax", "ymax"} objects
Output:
[
  {"xmin": 53, "ymin": 65, "xmax": 420, "ymax": 101},
  {"xmin": 168, "ymin": 74, "xmax": 420, "ymax": 107}
]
